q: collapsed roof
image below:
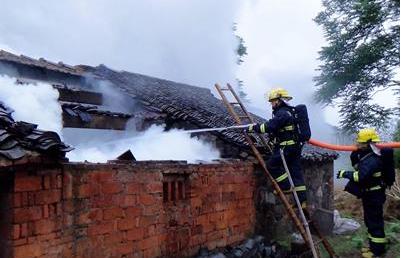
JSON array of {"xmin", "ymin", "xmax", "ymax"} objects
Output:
[
  {"xmin": 0, "ymin": 102, "xmax": 72, "ymax": 160},
  {"xmin": 0, "ymin": 50, "xmax": 337, "ymax": 161}
]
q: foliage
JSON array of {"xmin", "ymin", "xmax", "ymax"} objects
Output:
[
  {"xmin": 233, "ymin": 23, "xmax": 249, "ymax": 102},
  {"xmin": 233, "ymin": 23, "xmax": 248, "ymax": 65},
  {"xmin": 321, "ymin": 219, "xmax": 400, "ymax": 258},
  {"xmin": 314, "ymin": 0, "xmax": 400, "ymax": 132}
]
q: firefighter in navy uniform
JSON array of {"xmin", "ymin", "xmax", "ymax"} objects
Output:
[
  {"xmin": 337, "ymin": 128, "xmax": 387, "ymax": 258},
  {"xmin": 247, "ymin": 88, "xmax": 307, "ymax": 207}
]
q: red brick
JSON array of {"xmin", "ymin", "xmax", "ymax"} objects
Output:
[
  {"xmin": 20, "ymin": 223, "xmax": 28, "ymax": 237},
  {"xmin": 92, "ymin": 195, "xmax": 113, "ymax": 207},
  {"xmin": 77, "ymin": 209, "xmax": 102, "ymax": 225},
  {"xmin": 34, "ymin": 219, "xmax": 55, "ymax": 235},
  {"xmin": 50, "ymin": 173, "xmax": 59, "ymax": 188},
  {"xmin": 27, "ymin": 192, "xmax": 35, "ymax": 206},
  {"xmin": 191, "ymin": 225, "xmax": 203, "ymax": 235},
  {"xmin": 63, "ymin": 173, "xmax": 73, "ymax": 199},
  {"xmin": 139, "ymin": 235, "xmax": 159, "ymax": 250},
  {"xmin": 118, "ymin": 218, "xmax": 136, "ymax": 230},
  {"xmin": 14, "ymin": 238, "xmax": 28, "ymax": 246},
  {"xmin": 138, "ymin": 194, "xmax": 156, "ymax": 206},
  {"xmin": 102, "ymin": 182, "xmax": 123, "ymax": 194},
  {"xmin": 56, "ymin": 175, "xmax": 63, "ymax": 188},
  {"xmin": 125, "ymin": 206, "xmax": 142, "ymax": 217},
  {"xmin": 87, "ymin": 222, "xmax": 114, "ymax": 236},
  {"xmin": 21, "ymin": 192, "xmax": 28, "ymax": 206},
  {"xmin": 126, "ymin": 227, "xmax": 144, "ymax": 241},
  {"xmin": 56, "ymin": 203, "xmax": 62, "ymax": 215},
  {"xmin": 14, "ymin": 207, "xmax": 42, "ymax": 223},
  {"xmin": 77, "ymin": 184, "xmax": 92, "ymax": 198},
  {"xmin": 37, "ymin": 232, "xmax": 57, "ymax": 242},
  {"xmin": 190, "ymin": 197, "xmax": 202, "ymax": 207},
  {"xmin": 35, "ymin": 189, "xmax": 61, "ymax": 204},
  {"xmin": 142, "ymin": 205, "xmax": 161, "ymax": 216},
  {"xmin": 145, "ymin": 183, "xmax": 162, "ymax": 193},
  {"xmin": 14, "ymin": 193, "xmax": 22, "ymax": 208},
  {"xmin": 126, "ymin": 183, "xmax": 142, "ymax": 194},
  {"xmin": 143, "ymin": 247, "xmax": 161, "ymax": 258},
  {"xmin": 15, "ymin": 176, "xmax": 42, "ymax": 192},
  {"xmin": 116, "ymin": 242, "xmax": 134, "ymax": 255},
  {"xmin": 43, "ymin": 176, "xmax": 51, "ymax": 190},
  {"xmin": 139, "ymin": 216, "xmax": 158, "ymax": 227},
  {"xmin": 96, "ymin": 171, "xmax": 113, "ymax": 182},
  {"xmin": 104, "ymin": 232, "xmax": 123, "ymax": 244},
  {"xmin": 43, "ymin": 205, "xmax": 49, "ymax": 219},
  {"xmin": 195, "ymin": 214, "xmax": 208, "ymax": 225},
  {"xmin": 12, "ymin": 224, "xmax": 20, "ymax": 240},
  {"xmin": 118, "ymin": 195, "xmax": 137, "ymax": 207},
  {"xmin": 14, "ymin": 243, "xmax": 42, "ymax": 258},
  {"xmin": 103, "ymin": 207, "xmax": 124, "ymax": 220},
  {"xmin": 207, "ymin": 230, "xmax": 224, "ymax": 241},
  {"xmin": 209, "ymin": 212, "xmax": 224, "ymax": 223}
]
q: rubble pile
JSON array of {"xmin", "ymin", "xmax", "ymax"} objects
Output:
[{"xmin": 194, "ymin": 236, "xmax": 288, "ymax": 258}]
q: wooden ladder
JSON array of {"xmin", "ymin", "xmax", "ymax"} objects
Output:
[{"xmin": 215, "ymin": 83, "xmax": 337, "ymax": 258}]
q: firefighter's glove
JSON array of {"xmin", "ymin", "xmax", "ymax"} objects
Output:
[
  {"xmin": 246, "ymin": 124, "xmax": 256, "ymax": 133},
  {"xmin": 337, "ymin": 170, "xmax": 353, "ymax": 179}
]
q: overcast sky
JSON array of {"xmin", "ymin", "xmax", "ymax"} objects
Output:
[{"xmin": 0, "ymin": 0, "xmax": 398, "ymax": 133}]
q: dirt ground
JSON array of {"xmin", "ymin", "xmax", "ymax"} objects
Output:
[
  {"xmin": 326, "ymin": 189, "xmax": 400, "ymax": 258},
  {"xmin": 334, "ymin": 189, "xmax": 400, "ymax": 220}
]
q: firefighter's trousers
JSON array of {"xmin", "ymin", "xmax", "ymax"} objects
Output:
[
  {"xmin": 266, "ymin": 144, "xmax": 307, "ymax": 204},
  {"xmin": 362, "ymin": 190, "xmax": 386, "ymax": 256}
]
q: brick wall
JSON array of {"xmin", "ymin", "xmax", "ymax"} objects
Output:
[{"xmin": 1, "ymin": 160, "xmax": 256, "ymax": 258}]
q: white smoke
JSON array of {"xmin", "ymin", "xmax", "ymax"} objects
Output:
[
  {"xmin": 0, "ymin": 0, "xmax": 241, "ymax": 89},
  {"xmin": 65, "ymin": 125, "xmax": 220, "ymax": 163},
  {"xmin": 0, "ymin": 75, "xmax": 220, "ymax": 163},
  {"xmin": 0, "ymin": 75, "xmax": 63, "ymax": 134}
]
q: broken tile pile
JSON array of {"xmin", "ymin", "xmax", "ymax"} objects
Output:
[
  {"xmin": 61, "ymin": 102, "xmax": 131, "ymax": 123},
  {"xmin": 0, "ymin": 102, "xmax": 72, "ymax": 160},
  {"xmin": 194, "ymin": 236, "xmax": 288, "ymax": 258}
]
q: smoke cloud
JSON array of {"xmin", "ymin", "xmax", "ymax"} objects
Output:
[
  {"xmin": 0, "ymin": 75, "xmax": 63, "ymax": 134},
  {"xmin": 0, "ymin": 76, "xmax": 220, "ymax": 163},
  {"xmin": 0, "ymin": 0, "xmax": 241, "ymax": 89},
  {"xmin": 64, "ymin": 125, "xmax": 220, "ymax": 163}
]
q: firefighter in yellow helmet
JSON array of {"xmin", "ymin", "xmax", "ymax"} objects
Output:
[
  {"xmin": 247, "ymin": 87, "xmax": 308, "ymax": 208},
  {"xmin": 337, "ymin": 128, "xmax": 388, "ymax": 257}
]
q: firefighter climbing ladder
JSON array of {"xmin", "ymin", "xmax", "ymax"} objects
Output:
[{"xmin": 215, "ymin": 83, "xmax": 337, "ymax": 258}]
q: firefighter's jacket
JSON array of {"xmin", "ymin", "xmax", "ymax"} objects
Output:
[
  {"xmin": 344, "ymin": 150, "xmax": 383, "ymax": 192},
  {"xmin": 253, "ymin": 103, "xmax": 297, "ymax": 146}
]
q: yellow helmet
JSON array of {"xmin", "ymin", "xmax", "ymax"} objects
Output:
[
  {"xmin": 265, "ymin": 88, "xmax": 292, "ymax": 102},
  {"xmin": 356, "ymin": 128, "xmax": 381, "ymax": 143}
]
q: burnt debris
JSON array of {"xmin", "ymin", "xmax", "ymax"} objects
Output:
[
  {"xmin": 0, "ymin": 102, "xmax": 72, "ymax": 160},
  {"xmin": 194, "ymin": 236, "xmax": 287, "ymax": 258}
]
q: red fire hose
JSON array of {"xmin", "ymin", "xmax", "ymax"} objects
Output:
[{"xmin": 308, "ymin": 138, "xmax": 400, "ymax": 151}]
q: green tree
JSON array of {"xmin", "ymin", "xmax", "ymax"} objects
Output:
[
  {"xmin": 233, "ymin": 23, "xmax": 248, "ymax": 65},
  {"xmin": 233, "ymin": 23, "xmax": 249, "ymax": 102},
  {"xmin": 314, "ymin": 0, "xmax": 400, "ymax": 132}
]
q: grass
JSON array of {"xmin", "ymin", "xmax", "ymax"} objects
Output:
[{"xmin": 319, "ymin": 219, "xmax": 400, "ymax": 258}]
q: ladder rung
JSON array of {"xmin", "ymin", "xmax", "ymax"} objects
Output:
[
  {"xmin": 238, "ymin": 115, "xmax": 250, "ymax": 118},
  {"xmin": 229, "ymin": 102, "xmax": 240, "ymax": 105},
  {"xmin": 220, "ymin": 88, "xmax": 230, "ymax": 91}
]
